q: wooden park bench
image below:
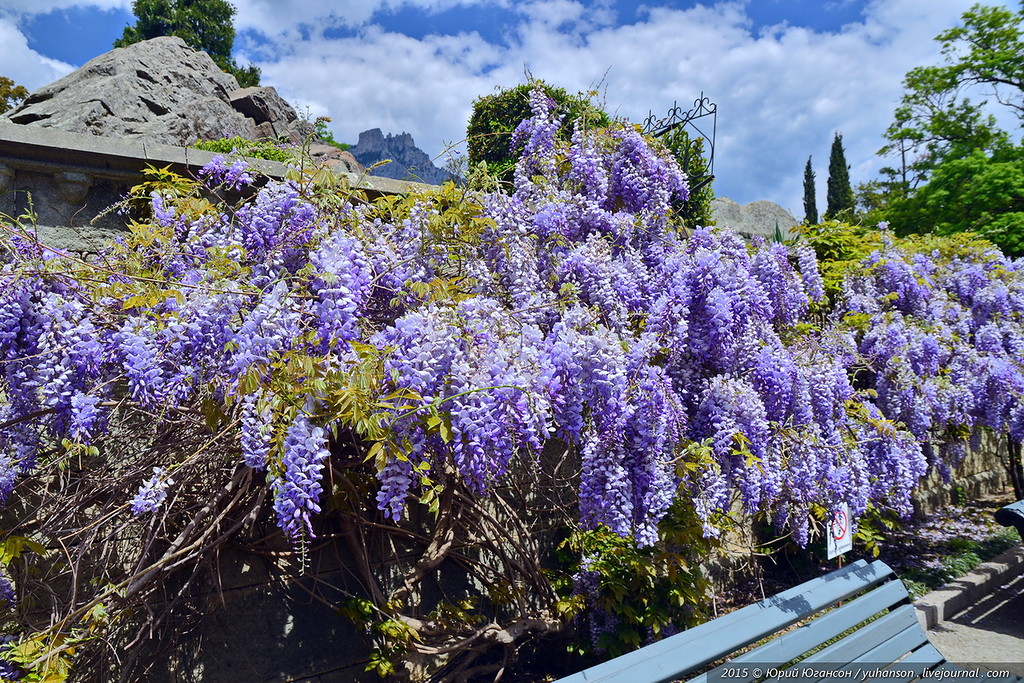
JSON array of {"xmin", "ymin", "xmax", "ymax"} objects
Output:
[
  {"xmin": 994, "ymin": 499, "xmax": 1024, "ymax": 539},
  {"xmin": 556, "ymin": 559, "xmax": 1022, "ymax": 683}
]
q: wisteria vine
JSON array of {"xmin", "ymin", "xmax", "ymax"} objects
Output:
[{"xmin": 0, "ymin": 87, "xmax": 1022, "ymax": 679}]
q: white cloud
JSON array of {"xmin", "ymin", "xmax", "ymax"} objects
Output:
[
  {"xmin": 513, "ymin": 0, "xmax": 616, "ymax": 36},
  {"xmin": 231, "ymin": 0, "xmax": 509, "ymax": 38},
  {"xmin": 501, "ymin": 0, "xmax": 979, "ymax": 215},
  {"xmin": 250, "ymin": 0, "xmax": 980, "ymax": 213},
  {"xmin": 259, "ymin": 26, "xmax": 510, "ymax": 159},
  {"xmin": 0, "ymin": 18, "xmax": 74, "ymax": 90},
  {"xmin": 2, "ymin": 0, "xmax": 989, "ymax": 216}
]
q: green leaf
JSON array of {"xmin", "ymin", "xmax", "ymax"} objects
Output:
[{"xmin": 0, "ymin": 535, "xmax": 46, "ymax": 565}]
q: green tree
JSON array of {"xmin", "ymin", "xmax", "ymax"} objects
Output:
[
  {"xmin": 115, "ymin": 0, "xmax": 260, "ymax": 88},
  {"xmin": 466, "ymin": 80, "xmax": 610, "ymax": 184},
  {"xmin": 802, "ymin": 156, "xmax": 818, "ymax": 224},
  {"xmin": 864, "ymin": 3, "xmax": 1024, "ymax": 254},
  {"xmin": 661, "ymin": 127, "xmax": 715, "ymax": 231},
  {"xmin": 880, "ymin": 3, "xmax": 1021, "ymax": 186},
  {"xmin": 0, "ymin": 76, "xmax": 28, "ymax": 114},
  {"xmin": 865, "ymin": 145, "xmax": 1024, "ymax": 256},
  {"xmin": 825, "ymin": 133, "xmax": 854, "ymax": 220}
]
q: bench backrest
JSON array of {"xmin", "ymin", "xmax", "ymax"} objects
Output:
[
  {"xmin": 556, "ymin": 560, "xmax": 942, "ymax": 683},
  {"xmin": 995, "ymin": 500, "xmax": 1024, "ymax": 538}
]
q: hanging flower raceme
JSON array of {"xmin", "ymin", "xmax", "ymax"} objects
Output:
[
  {"xmin": 3, "ymin": 85, "xmax": 1010, "ymax": 561},
  {"xmin": 272, "ymin": 415, "xmax": 330, "ymax": 541},
  {"xmin": 836, "ymin": 239, "xmax": 1024, "ymax": 464},
  {"xmin": 131, "ymin": 467, "xmax": 174, "ymax": 515}
]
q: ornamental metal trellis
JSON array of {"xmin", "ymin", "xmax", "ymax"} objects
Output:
[{"xmin": 642, "ymin": 93, "xmax": 717, "ymax": 194}]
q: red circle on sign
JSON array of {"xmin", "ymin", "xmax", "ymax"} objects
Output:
[{"xmin": 831, "ymin": 509, "xmax": 848, "ymax": 540}]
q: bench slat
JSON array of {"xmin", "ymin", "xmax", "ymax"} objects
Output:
[
  {"xmin": 995, "ymin": 500, "xmax": 1024, "ymax": 538},
  {"xmin": 760, "ymin": 608, "xmax": 924, "ymax": 683},
  {"xmin": 843, "ymin": 609, "xmax": 928, "ymax": 663},
  {"xmin": 861, "ymin": 643, "xmax": 948, "ymax": 683},
  {"xmin": 801, "ymin": 604, "xmax": 924, "ymax": 665},
  {"xmin": 829, "ymin": 617, "xmax": 930, "ymax": 679},
  {"xmin": 693, "ymin": 577, "xmax": 911, "ymax": 683},
  {"xmin": 558, "ymin": 560, "xmax": 897, "ymax": 683}
]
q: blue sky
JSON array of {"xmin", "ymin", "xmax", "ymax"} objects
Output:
[{"xmin": 0, "ymin": 0, "xmax": 993, "ymax": 217}]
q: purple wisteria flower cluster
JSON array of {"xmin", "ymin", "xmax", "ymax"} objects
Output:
[
  {"xmin": 840, "ymin": 241, "xmax": 1024, "ymax": 471},
  {"xmin": 0, "ymin": 85, "xmax": 1020, "ymax": 578},
  {"xmin": 198, "ymin": 154, "xmax": 254, "ymax": 191},
  {"xmin": 130, "ymin": 467, "xmax": 173, "ymax": 515}
]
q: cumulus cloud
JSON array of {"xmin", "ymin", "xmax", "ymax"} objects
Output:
[
  {"xmin": 0, "ymin": 0, "xmax": 128, "ymax": 13},
  {"xmin": 0, "ymin": 18, "xmax": 74, "ymax": 90},
  {"xmin": 3, "ymin": 0, "xmax": 987, "ymax": 215},
  {"xmin": 259, "ymin": 26, "xmax": 511, "ymax": 162},
  {"xmin": 231, "ymin": 0, "xmax": 508, "ymax": 38},
  {"xmin": 248, "ymin": 0, "xmax": 978, "ymax": 214}
]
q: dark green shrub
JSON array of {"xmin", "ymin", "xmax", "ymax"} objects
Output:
[
  {"xmin": 191, "ymin": 136, "xmax": 292, "ymax": 163},
  {"xmin": 466, "ymin": 80, "xmax": 611, "ymax": 184}
]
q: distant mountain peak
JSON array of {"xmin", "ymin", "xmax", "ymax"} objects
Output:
[{"xmin": 349, "ymin": 128, "xmax": 455, "ymax": 185}]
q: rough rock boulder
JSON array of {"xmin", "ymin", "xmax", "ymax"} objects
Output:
[
  {"xmin": 710, "ymin": 197, "xmax": 799, "ymax": 238},
  {"xmin": 3, "ymin": 36, "xmax": 311, "ymax": 146},
  {"xmin": 229, "ymin": 86, "xmax": 310, "ymax": 143},
  {"xmin": 306, "ymin": 144, "xmax": 365, "ymax": 175}
]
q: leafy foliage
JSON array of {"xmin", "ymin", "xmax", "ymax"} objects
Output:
[
  {"xmin": 558, "ymin": 474, "xmax": 718, "ymax": 659},
  {"xmin": 0, "ymin": 77, "xmax": 28, "ymax": 115},
  {"xmin": 191, "ymin": 135, "xmax": 294, "ymax": 162},
  {"xmin": 114, "ymin": 0, "xmax": 261, "ymax": 87},
  {"xmin": 792, "ymin": 219, "xmax": 885, "ymax": 303},
  {"xmin": 864, "ymin": 144, "xmax": 1024, "ymax": 256},
  {"xmin": 466, "ymin": 80, "xmax": 610, "ymax": 184},
  {"xmin": 864, "ymin": 3, "xmax": 1023, "ymax": 255},
  {"xmin": 802, "ymin": 156, "xmax": 818, "ymax": 225},
  {"xmin": 879, "ymin": 3, "xmax": 1022, "ymax": 184},
  {"xmin": 660, "ymin": 128, "xmax": 715, "ymax": 231}
]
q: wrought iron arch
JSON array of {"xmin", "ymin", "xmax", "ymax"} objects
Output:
[{"xmin": 642, "ymin": 93, "xmax": 717, "ymax": 193}]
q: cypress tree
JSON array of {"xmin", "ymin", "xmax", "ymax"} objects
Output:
[
  {"xmin": 825, "ymin": 132, "xmax": 855, "ymax": 219},
  {"xmin": 802, "ymin": 156, "xmax": 818, "ymax": 224}
]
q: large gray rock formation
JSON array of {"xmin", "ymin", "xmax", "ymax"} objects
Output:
[
  {"xmin": 307, "ymin": 143, "xmax": 365, "ymax": 174},
  {"xmin": 3, "ymin": 36, "xmax": 312, "ymax": 146},
  {"xmin": 349, "ymin": 128, "xmax": 454, "ymax": 185},
  {"xmin": 711, "ymin": 197, "xmax": 798, "ymax": 238},
  {"xmin": 228, "ymin": 85, "xmax": 307, "ymax": 143}
]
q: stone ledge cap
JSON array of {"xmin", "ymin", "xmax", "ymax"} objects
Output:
[{"xmin": 914, "ymin": 544, "xmax": 1024, "ymax": 630}]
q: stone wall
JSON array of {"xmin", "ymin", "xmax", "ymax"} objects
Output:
[
  {"xmin": 0, "ymin": 122, "xmax": 428, "ymax": 252},
  {"xmin": 152, "ymin": 545, "xmax": 377, "ymax": 682},
  {"xmin": 913, "ymin": 433, "xmax": 1011, "ymax": 515}
]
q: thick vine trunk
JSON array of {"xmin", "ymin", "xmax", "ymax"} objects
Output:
[{"xmin": 1008, "ymin": 436, "xmax": 1024, "ymax": 501}]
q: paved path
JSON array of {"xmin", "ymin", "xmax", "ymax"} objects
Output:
[{"xmin": 925, "ymin": 571, "xmax": 1024, "ymax": 677}]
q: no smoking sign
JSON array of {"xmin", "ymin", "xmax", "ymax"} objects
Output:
[{"xmin": 826, "ymin": 503, "xmax": 853, "ymax": 559}]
